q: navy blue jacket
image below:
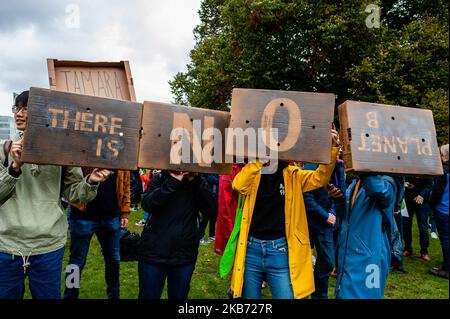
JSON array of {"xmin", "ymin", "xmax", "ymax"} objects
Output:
[{"xmin": 303, "ymin": 161, "xmax": 346, "ymax": 232}]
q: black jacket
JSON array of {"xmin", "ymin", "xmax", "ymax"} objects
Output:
[
  {"xmin": 429, "ymin": 161, "xmax": 449, "ymax": 210},
  {"xmin": 405, "ymin": 176, "xmax": 433, "ymax": 203},
  {"xmin": 138, "ymin": 171, "xmax": 214, "ymax": 265}
]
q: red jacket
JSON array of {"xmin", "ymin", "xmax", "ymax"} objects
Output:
[{"xmin": 214, "ymin": 164, "xmax": 243, "ymax": 255}]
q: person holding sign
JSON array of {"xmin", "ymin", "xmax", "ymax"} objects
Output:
[
  {"xmin": 0, "ymin": 91, "xmax": 111, "ymax": 299},
  {"xmin": 137, "ymin": 170, "xmax": 215, "ymax": 299},
  {"xmin": 334, "ymin": 174, "xmax": 404, "ymax": 299},
  {"xmin": 228, "ymin": 129, "xmax": 340, "ymax": 299}
]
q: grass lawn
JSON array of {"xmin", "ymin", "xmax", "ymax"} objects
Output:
[{"xmin": 25, "ymin": 209, "xmax": 448, "ymax": 299}]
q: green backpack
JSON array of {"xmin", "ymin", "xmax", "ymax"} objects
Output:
[{"xmin": 219, "ymin": 194, "xmax": 245, "ymax": 278}]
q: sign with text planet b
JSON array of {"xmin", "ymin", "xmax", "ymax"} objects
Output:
[
  {"xmin": 338, "ymin": 100, "xmax": 443, "ymax": 176},
  {"xmin": 226, "ymin": 88, "xmax": 336, "ymax": 164},
  {"xmin": 21, "ymin": 87, "xmax": 142, "ymax": 170}
]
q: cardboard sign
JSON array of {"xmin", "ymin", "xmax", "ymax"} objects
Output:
[
  {"xmin": 21, "ymin": 87, "xmax": 142, "ymax": 170},
  {"xmin": 138, "ymin": 101, "xmax": 232, "ymax": 174},
  {"xmin": 226, "ymin": 88, "xmax": 335, "ymax": 164},
  {"xmin": 47, "ymin": 59, "xmax": 136, "ymax": 101},
  {"xmin": 338, "ymin": 100, "xmax": 443, "ymax": 176}
]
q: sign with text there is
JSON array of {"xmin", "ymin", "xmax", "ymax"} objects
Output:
[{"xmin": 22, "ymin": 87, "xmax": 142, "ymax": 170}]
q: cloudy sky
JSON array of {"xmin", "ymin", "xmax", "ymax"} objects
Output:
[{"xmin": 0, "ymin": 0, "xmax": 202, "ymax": 116}]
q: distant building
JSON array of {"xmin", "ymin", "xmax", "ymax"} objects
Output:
[{"xmin": 0, "ymin": 116, "xmax": 16, "ymax": 140}]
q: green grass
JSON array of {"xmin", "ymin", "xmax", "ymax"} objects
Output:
[{"xmin": 24, "ymin": 209, "xmax": 448, "ymax": 299}]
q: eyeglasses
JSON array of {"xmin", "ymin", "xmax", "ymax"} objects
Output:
[{"xmin": 12, "ymin": 106, "xmax": 27, "ymax": 114}]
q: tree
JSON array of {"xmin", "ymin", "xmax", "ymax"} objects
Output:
[{"xmin": 170, "ymin": 0, "xmax": 448, "ymax": 143}]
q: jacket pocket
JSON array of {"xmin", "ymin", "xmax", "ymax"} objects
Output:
[{"xmin": 351, "ymin": 233, "xmax": 373, "ymax": 257}]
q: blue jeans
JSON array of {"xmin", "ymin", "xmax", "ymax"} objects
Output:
[
  {"xmin": 138, "ymin": 261, "xmax": 195, "ymax": 299},
  {"xmin": 0, "ymin": 247, "xmax": 65, "ymax": 299},
  {"xmin": 242, "ymin": 236, "xmax": 294, "ymax": 299},
  {"xmin": 310, "ymin": 229, "xmax": 334, "ymax": 299},
  {"xmin": 64, "ymin": 217, "xmax": 121, "ymax": 299},
  {"xmin": 434, "ymin": 211, "xmax": 449, "ymax": 271},
  {"xmin": 143, "ymin": 211, "xmax": 150, "ymax": 221},
  {"xmin": 403, "ymin": 201, "xmax": 430, "ymax": 255}
]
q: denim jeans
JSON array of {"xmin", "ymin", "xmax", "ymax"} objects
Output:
[
  {"xmin": 403, "ymin": 201, "xmax": 430, "ymax": 255},
  {"xmin": 64, "ymin": 217, "xmax": 121, "ymax": 299},
  {"xmin": 310, "ymin": 229, "xmax": 334, "ymax": 299},
  {"xmin": 0, "ymin": 247, "xmax": 65, "ymax": 299},
  {"xmin": 138, "ymin": 261, "xmax": 195, "ymax": 299},
  {"xmin": 242, "ymin": 236, "xmax": 294, "ymax": 299},
  {"xmin": 434, "ymin": 211, "xmax": 449, "ymax": 271}
]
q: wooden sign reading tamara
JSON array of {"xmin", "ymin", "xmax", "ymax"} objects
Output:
[
  {"xmin": 338, "ymin": 100, "xmax": 443, "ymax": 176},
  {"xmin": 21, "ymin": 87, "xmax": 142, "ymax": 170}
]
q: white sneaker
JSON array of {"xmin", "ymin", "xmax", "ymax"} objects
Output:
[
  {"xmin": 200, "ymin": 239, "xmax": 210, "ymax": 245},
  {"xmin": 312, "ymin": 255, "xmax": 316, "ymax": 268},
  {"xmin": 209, "ymin": 236, "xmax": 216, "ymax": 241},
  {"xmin": 431, "ymin": 232, "xmax": 439, "ymax": 239}
]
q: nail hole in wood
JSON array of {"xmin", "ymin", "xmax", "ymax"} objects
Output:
[
  {"xmin": 397, "ymin": 156, "xmax": 401, "ymax": 160},
  {"xmin": 365, "ymin": 133, "xmax": 370, "ymax": 137}
]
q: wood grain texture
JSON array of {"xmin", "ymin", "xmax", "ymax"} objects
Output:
[
  {"xmin": 227, "ymin": 88, "xmax": 335, "ymax": 164},
  {"xmin": 338, "ymin": 100, "xmax": 443, "ymax": 176},
  {"xmin": 138, "ymin": 101, "xmax": 232, "ymax": 174},
  {"xmin": 21, "ymin": 87, "xmax": 142, "ymax": 170}
]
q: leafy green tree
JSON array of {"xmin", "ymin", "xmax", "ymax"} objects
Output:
[{"xmin": 170, "ymin": 0, "xmax": 448, "ymax": 143}]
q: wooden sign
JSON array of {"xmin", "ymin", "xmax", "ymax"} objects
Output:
[
  {"xmin": 21, "ymin": 87, "xmax": 142, "ymax": 170},
  {"xmin": 227, "ymin": 88, "xmax": 335, "ymax": 164},
  {"xmin": 338, "ymin": 100, "xmax": 443, "ymax": 176},
  {"xmin": 138, "ymin": 101, "xmax": 232, "ymax": 174},
  {"xmin": 47, "ymin": 59, "xmax": 136, "ymax": 101}
]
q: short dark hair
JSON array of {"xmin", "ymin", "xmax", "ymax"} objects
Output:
[{"xmin": 15, "ymin": 90, "xmax": 29, "ymax": 107}]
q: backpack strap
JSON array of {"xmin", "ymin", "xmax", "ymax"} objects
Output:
[{"xmin": 3, "ymin": 140, "xmax": 12, "ymax": 168}]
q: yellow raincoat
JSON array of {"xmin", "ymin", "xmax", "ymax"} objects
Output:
[{"xmin": 230, "ymin": 147, "xmax": 339, "ymax": 299}]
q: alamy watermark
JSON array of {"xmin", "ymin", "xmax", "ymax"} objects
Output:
[{"xmin": 365, "ymin": 4, "xmax": 381, "ymax": 29}]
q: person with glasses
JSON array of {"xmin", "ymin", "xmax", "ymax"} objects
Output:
[{"xmin": 0, "ymin": 90, "xmax": 111, "ymax": 299}]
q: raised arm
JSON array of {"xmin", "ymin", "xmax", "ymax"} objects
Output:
[
  {"xmin": 232, "ymin": 161, "xmax": 263, "ymax": 195},
  {"xmin": 141, "ymin": 172, "xmax": 182, "ymax": 213},
  {"xmin": 299, "ymin": 147, "xmax": 339, "ymax": 192},
  {"xmin": 360, "ymin": 175, "xmax": 396, "ymax": 210}
]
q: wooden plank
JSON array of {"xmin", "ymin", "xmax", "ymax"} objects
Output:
[
  {"xmin": 338, "ymin": 100, "xmax": 443, "ymax": 176},
  {"xmin": 21, "ymin": 87, "xmax": 142, "ymax": 170},
  {"xmin": 47, "ymin": 59, "xmax": 136, "ymax": 101},
  {"xmin": 226, "ymin": 88, "xmax": 335, "ymax": 164},
  {"xmin": 138, "ymin": 101, "xmax": 232, "ymax": 174}
]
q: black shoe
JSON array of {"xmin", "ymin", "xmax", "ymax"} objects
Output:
[
  {"xmin": 429, "ymin": 267, "xmax": 449, "ymax": 279},
  {"xmin": 392, "ymin": 265, "xmax": 408, "ymax": 274}
]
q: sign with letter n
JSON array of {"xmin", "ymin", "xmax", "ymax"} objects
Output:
[
  {"xmin": 226, "ymin": 88, "xmax": 336, "ymax": 164},
  {"xmin": 338, "ymin": 100, "xmax": 443, "ymax": 176},
  {"xmin": 21, "ymin": 87, "xmax": 142, "ymax": 170},
  {"xmin": 47, "ymin": 59, "xmax": 136, "ymax": 102},
  {"xmin": 138, "ymin": 101, "xmax": 232, "ymax": 174}
]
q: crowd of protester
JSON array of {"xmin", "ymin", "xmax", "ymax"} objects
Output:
[{"xmin": 0, "ymin": 91, "xmax": 448, "ymax": 299}]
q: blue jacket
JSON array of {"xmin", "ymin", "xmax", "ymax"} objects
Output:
[{"xmin": 335, "ymin": 175, "xmax": 404, "ymax": 299}]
